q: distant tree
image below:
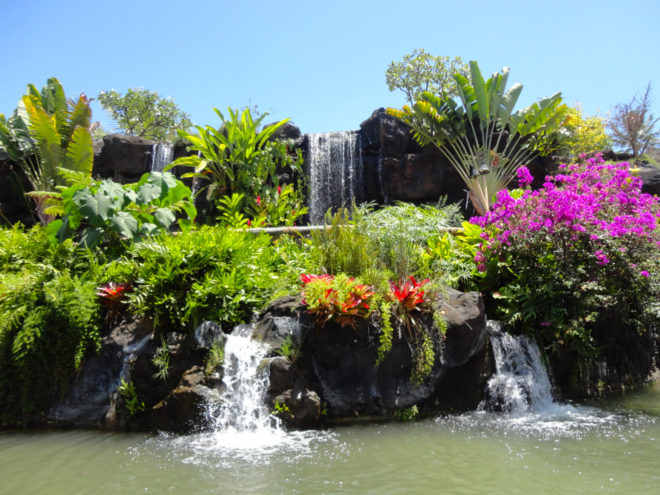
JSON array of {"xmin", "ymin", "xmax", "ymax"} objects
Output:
[
  {"xmin": 608, "ymin": 83, "xmax": 659, "ymax": 160},
  {"xmin": 97, "ymin": 88, "xmax": 192, "ymax": 142},
  {"xmin": 385, "ymin": 49, "xmax": 469, "ymax": 106},
  {"xmin": 555, "ymin": 104, "xmax": 611, "ymax": 158}
]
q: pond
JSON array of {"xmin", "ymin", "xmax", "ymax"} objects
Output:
[{"xmin": 1, "ymin": 381, "xmax": 658, "ymax": 494}]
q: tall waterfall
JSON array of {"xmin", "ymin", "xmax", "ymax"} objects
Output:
[
  {"xmin": 306, "ymin": 131, "xmax": 363, "ymax": 224},
  {"xmin": 150, "ymin": 142, "xmax": 174, "ymax": 173},
  {"xmin": 480, "ymin": 321, "xmax": 555, "ymax": 414},
  {"xmin": 210, "ymin": 324, "xmax": 281, "ymax": 447}
]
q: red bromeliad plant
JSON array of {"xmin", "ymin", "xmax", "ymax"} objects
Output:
[
  {"xmin": 300, "ymin": 273, "xmax": 374, "ymax": 328},
  {"xmin": 96, "ymin": 282, "xmax": 132, "ymax": 311},
  {"xmin": 389, "ymin": 276, "xmax": 430, "ymax": 313}
]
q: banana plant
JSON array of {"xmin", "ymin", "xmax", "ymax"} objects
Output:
[
  {"xmin": 389, "ymin": 61, "xmax": 567, "ymax": 214},
  {"xmin": 13, "ymin": 78, "xmax": 94, "ymax": 224}
]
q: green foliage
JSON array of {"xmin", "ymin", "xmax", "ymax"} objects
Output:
[
  {"xmin": 8, "ymin": 78, "xmax": 95, "ymax": 224},
  {"xmin": 276, "ymin": 335, "xmax": 302, "ymax": 362},
  {"xmin": 170, "ymin": 107, "xmax": 305, "ymax": 224},
  {"xmin": 393, "ymin": 404, "xmax": 419, "ymax": 422},
  {"xmin": 97, "ymin": 88, "xmax": 192, "ymax": 141},
  {"xmin": 375, "ymin": 300, "xmax": 394, "ymax": 366},
  {"xmin": 388, "ymin": 61, "xmax": 567, "ymax": 214},
  {"xmin": 554, "ymin": 105, "xmax": 612, "ymax": 158},
  {"xmin": 47, "ymin": 171, "xmax": 197, "ymax": 248},
  {"xmin": 0, "ymin": 105, "xmax": 33, "ymax": 163},
  {"xmin": 310, "ymin": 201, "xmax": 462, "ymax": 283},
  {"xmin": 422, "ymin": 221, "xmax": 485, "ymax": 289},
  {"xmin": 118, "ymin": 379, "xmax": 145, "ymax": 417},
  {"xmin": 272, "ymin": 400, "xmax": 292, "ymax": 418},
  {"xmin": 152, "ymin": 337, "xmax": 170, "ymax": 381},
  {"xmin": 385, "ymin": 49, "xmax": 469, "ymax": 106},
  {"xmin": 205, "ymin": 341, "xmax": 225, "ymax": 376},
  {"xmin": 107, "ymin": 226, "xmax": 284, "ymax": 332},
  {"xmin": 0, "ymin": 230, "xmax": 101, "ymax": 423}
]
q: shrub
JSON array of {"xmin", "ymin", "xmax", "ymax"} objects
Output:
[
  {"xmin": 0, "ymin": 241, "xmax": 101, "ymax": 423},
  {"xmin": 300, "ymin": 273, "xmax": 374, "ymax": 328},
  {"xmin": 472, "ymin": 155, "xmax": 660, "ymax": 359},
  {"xmin": 48, "ymin": 171, "xmax": 196, "ymax": 249},
  {"xmin": 106, "ymin": 226, "xmax": 285, "ymax": 332}
]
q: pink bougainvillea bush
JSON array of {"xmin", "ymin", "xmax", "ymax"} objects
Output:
[{"xmin": 471, "ymin": 154, "xmax": 660, "ymax": 358}]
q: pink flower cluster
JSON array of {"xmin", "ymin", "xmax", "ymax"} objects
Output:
[{"xmin": 471, "ymin": 155, "xmax": 660, "ymax": 272}]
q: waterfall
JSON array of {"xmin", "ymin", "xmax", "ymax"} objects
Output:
[
  {"xmin": 210, "ymin": 324, "xmax": 281, "ymax": 447},
  {"xmin": 150, "ymin": 142, "xmax": 174, "ymax": 173},
  {"xmin": 306, "ymin": 131, "xmax": 363, "ymax": 224},
  {"xmin": 480, "ymin": 321, "xmax": 555, "ymax": 414}
]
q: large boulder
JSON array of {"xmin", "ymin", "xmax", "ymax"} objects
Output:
[
  {"xmin": 358, "ymin": 108, "xmax": 466, "ymax": 206},
  {"xmin": 93, "ymin": 134, "xmax": 154, "ymax": 183},
  {"xmin": 48, "ymin": 317, "xmax": 227, "ymax": 432},
  {"xmin": 262, "ymin": 290, "xmax": 495, "ymax": 421}
]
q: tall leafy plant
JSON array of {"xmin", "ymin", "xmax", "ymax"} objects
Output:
[
  {"xmin": 16, "ymin": 78, "xmax": 94, "ymax": 224},
  {"xmin": 388, "ymin": 61, "xmax": 567, "ymax": 214},
  {"xmin": 170, "ymin": 107, "xmax": 290, "ymax": 195}
]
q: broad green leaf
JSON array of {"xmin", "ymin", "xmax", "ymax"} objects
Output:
[
  {"xmin": 111, "ymin": 211, "xmax": 138, "ymax": 239},
  {"xmin": 79, "ymin": 227, "xmax": 103, "ymax": 248},
  {"xmin": 74, "ymin": 190, "xmax": 114, "ymax": 225},
  {"xmin": 63, "ymin": 126, "xmax": 93, "ymax": 177},
  {"xmin": 153, "ymin": 207, "xmax": 176, "ymax": 228}
]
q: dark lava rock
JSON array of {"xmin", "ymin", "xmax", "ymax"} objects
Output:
[{"xmin": 93, "ymin": 134, "xmax": 154, "ymax": 183}]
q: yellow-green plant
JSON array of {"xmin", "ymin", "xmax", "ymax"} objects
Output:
[
  {"xmin": 18, "ymin": 78, "xmax": 94, "ymax": 224},
  {"xmin": 555, "ymin": 105, "xmax": 611, "ymax": 158}
]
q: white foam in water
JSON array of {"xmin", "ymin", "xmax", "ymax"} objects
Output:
[
  {"xmin": 480, "ymin": 321, "xmax": 556, "ymax": 415},
  {"xmin": 176, "ymin": 324, "xmax": 335, "ymax": 462}
]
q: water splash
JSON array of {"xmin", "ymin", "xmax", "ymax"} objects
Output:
[
  {"xmin": 480, "ymin": 321, "xmax": 555, "ymax": 414},
  {"xmin": 166, "ymin": 324, "xmax": 334, "ymax": 462},
  {"xmin": 150, "ymin": 142, "xmax": 174, "ymax": 173},
  {"xmin": 306, "ymin": 131, "xmax": 362, "ymax": 224}
]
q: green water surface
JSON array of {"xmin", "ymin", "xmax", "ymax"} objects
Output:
[{"xmin": 1, "ymin": 382, "xmax": 658, "ymax": 495}]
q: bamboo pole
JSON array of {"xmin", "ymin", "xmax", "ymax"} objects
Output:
[{"xmin": 241, "ymin": 225, "xmax": 464, "ymax": 237}]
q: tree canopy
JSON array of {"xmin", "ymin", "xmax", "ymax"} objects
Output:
[
  {"xmin": 97, "ymin": 88, "xmax": 192, "ymax": 142},
  {"xmin": 385, "ymin": 49, "xmax": 469, "ymax": 106}
]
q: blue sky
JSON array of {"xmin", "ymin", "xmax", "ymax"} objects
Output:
[{"xmin": 1, "ymin": 0, "xmax": 658, "ymax": 135}]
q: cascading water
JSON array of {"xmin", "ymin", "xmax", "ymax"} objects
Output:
[
  {"xmin": 306, "ymin": 131, "xmax": 363, "ymax": 224},
  {"xmin": 213, "ymin": 324, "xmax": 276, "ymax": 435},
  {"xmin": 480, "ymin": 321, "xmax": 555, "ymax": 414},
  {"xmin": 150, "ymin": 142, "xmax": 174, "ymax": 173},
  {"xmin": 170, "ymin": 324, "xmax": 331, "ymax": 461}
]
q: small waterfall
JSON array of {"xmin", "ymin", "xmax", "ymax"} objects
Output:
[
  {"xmin": 211, "ymin": 324, "xmax": 281, "ymax": 447},
  {"xmin": 480, "ymin": 321, "xmax": 555, "ymax": 414},
  {"xmin": 150, "ymin": 142, "xmax": 174, "ymax": 173},
  {"xmin": 306, "ymin": 131, "xmax": 363, "ymax": 224}
]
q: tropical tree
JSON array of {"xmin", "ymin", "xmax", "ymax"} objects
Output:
[
  {"xmin": 385, "ymin": 49, "xmax": 469, "ymax": 106},
  {"xmin": 608, "ymin": 83, "xmax": 659, "ymax": 161},
  {"xmin": 97, "ymin": 88, "xmax": 192, "ymax": 141},
  {"xmin": 388, "ymin": 61, "xmax": 567, "ymax": 214}
]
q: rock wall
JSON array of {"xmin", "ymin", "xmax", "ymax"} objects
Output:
[{"xmin": 257, "ymin": 291, "xmax": 494, "ymax": 428}]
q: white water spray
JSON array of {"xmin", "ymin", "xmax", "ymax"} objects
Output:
[
  {"xmin": 480, "ymin": 321, "xmax": 555, "ymax": 414},
  {"xmin": 150, "ymin": 142, "xmax": 174, "ymax": 173},
  {"xmin": 207, "ymin": 324, "xmax": 286, "ymax": 450},
  {"xmin": 306, "ymin": 131, "xmax": 362, "ymax": 224}
]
